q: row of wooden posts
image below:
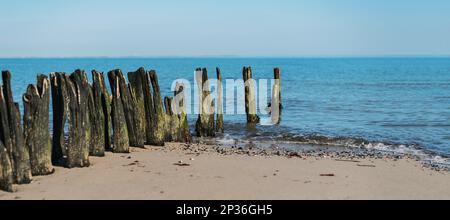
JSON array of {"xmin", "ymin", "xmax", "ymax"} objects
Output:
[{"xmin": 0, "ymin": 67, "xmax": 282, "ymax": 192}]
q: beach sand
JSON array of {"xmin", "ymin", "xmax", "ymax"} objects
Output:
[{"xmin": 0, "ymin": 143, "xmax": 449, "ymax": 200}]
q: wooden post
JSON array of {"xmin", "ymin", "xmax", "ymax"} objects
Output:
[
  {"xmin": 1, "ymin": 71, "xmax": 32, "ymax": 184},
  {"xmin": 164, "ymin": 96, "xmax": 178, "ymax": 142},
  {"xmin": 92, "ymin": 70, "xmax": 112, "ymax": 151},
  {"xmin": 112, "ymin": 70, "xmax": 144, "ymax": 148},
  {"xmin": 50, "ymin": 73, "xmax": 67, "ymax": 165},
  {"xmin": 195, "ymin": 68, "xmax": 215, "ymax": 137},
  {"xmin": 0, "ymin": 77, "xmax": 14, "ymax": 191},
  {"xmin": 88, "ymin": 72, "xmax": 106, "ymax": 157},
  {"xmin": 243, "ymin": 67, "xmax": 260, "ymax": 124},
  {"xmin": 0, "ymin": 140, "xmax": 13, "ymax": 192},
  {"xmin": 148, "ymin": 70, "xmax": 166, "ymax": 146},
  {"xmin": 271, "ymin": 68, "xmax": 282, "ymax": 124},
  {"xmin": 174, "ymin": 82, "xmax": 191, "ymax": 142},
  {"xmin": 23, "ymin": 75, "xmax": 54, "ymax": 176},
  {"xmin": 108, "ymin": 70, "xmax": 130, "ymax": 153},
  {"xmin": 127, "ymin": 68, "xmax": 146, "ymax": 147},
  {"xmin": 215, "ymin": 68, "xmax": 224, "ymax": 133}
]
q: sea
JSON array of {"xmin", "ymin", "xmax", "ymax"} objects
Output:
[{"xmin": 1, "ymin": 58, "xmax": 449, "ymax": 167}]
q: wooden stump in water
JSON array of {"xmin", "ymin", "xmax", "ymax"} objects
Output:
[
  {"xmin": 174, "ymin": 82, "xmax": 191, "ymax": 142},
  {"xmin": 127, "ymin": 68, "xmax": 147, "ymax": 147},
  {"xmin": 2, "ymin": 71, "xmax": 32, "ymax": 184},
  {"xmin": 141, "ymin": 70, "xmax": 156, "ymax": 145},
  {"xmin": 215, "ymin": 68, "xmax": 224, "ymax": 133},
  {"xmin": 243, "ymin": 67, "xmax": 260, "ymax": 124},
  {"xmin": 195, "ymin": 68, "xmax": 215, "ymax": 137},
  {"xmin": 271, "ymin": 68, "xmax": 282, "ymax": 124},
  {"xmin": 92, "ymin": 70, "xmax": 112, "ymax": 151},
  {"xmin": 0, "ymin": 140, "xmax": 13, "ymax": 192},
  {"xmin": 108, "ymin": 70, "xmax": 130, "ymax": 153},
  {"xmin": 23, "ymin": 75, "xmax": 54, "ymax": 176},
  {"xmin": 148, "ymin": 70, "xmax": 166, "ymax": 146}
]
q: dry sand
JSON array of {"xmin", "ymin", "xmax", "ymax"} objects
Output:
[{"xmin": 0, "ymin": 143, "xmax": 449, "ymax": 200}]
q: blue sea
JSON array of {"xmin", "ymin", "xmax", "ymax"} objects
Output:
[{"xmin": 1, "ymin": 58, "xmax": 450, "ymax": 166}]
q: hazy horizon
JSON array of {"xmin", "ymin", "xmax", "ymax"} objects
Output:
[{"xmin": 1, "ymin": 0, "xmax": 449, "ymax": 58}]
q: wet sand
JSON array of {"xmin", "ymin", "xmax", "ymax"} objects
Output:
[{"xmin": 0, "ymin": 143, "xmax": 449, "ymax": 200}]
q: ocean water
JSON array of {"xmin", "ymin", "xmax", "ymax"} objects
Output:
[{"xmin": 1, "ymin": 58, "xmax": 449, "ymax": 165}]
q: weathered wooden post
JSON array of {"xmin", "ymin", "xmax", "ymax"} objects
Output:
[
  {"xmin": 1, "ymin": 71, "xmax": 32, "ymax": 184},
  {"xmin": 243, "ymin": 67, "xmax": 260, "ymax": 124},
  {"xmin": 174, "ymin": 82, "xmax": 191, "ymax": 142},
  {"xmin": 164, "ymin": 96, "xmax": 179, "ymax": 142},
  {"xmin": 148, "ymin": 70, "xmax": 166, "ymax": 146},
  {"xmin": 50, "ymin": 72, "xmax": 67, "ymax": 165},
  {"xmin": 92, "ymin": 70, "xmax": 111, "ymax": 151},
  {"xmin": 0, "ymin": 77, "xmax": 14, "ymax": 191},
  {"xmin": 271, "ymin": 68, "xmax": 282, "ymax": 124},
  {"xmin": 195, "ymin": 68, "xmax": 215, "ymax": 137},
  {"xmin": 23, "ymin": 75, "xmax": 54, "ymax": 175},
  {"xmin": 87, "ymin": 72, "xmax": 105, "ymax": 157},
  {"xmin": 127, "ymin": 68, "xmax": 146, "ymax": 147},
  {"xmin": 141, "ymin": 70, "xmax": 156, "ymax": 145},
  {"xmin": 51, "ymin": 71, "xmax": 91, "ymax": 168},
  {"xmin": 108, "ymin": 70, "xmax": 130, "ymax": 153},
  {"xmin": 215, "ymin": 68, "xmax": 224, "ymax": 133},
  {"xmin": 0, "ymin": 140, "xmax": 13, "ymax": 192},
  {"xmin": 110, "ymin": 70, "xmax": 144, "ymax": 148}
]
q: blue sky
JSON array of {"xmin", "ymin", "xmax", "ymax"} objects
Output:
[{"xmin": 0, "ymin": 0, "xmax": 449, "ymax": 57}]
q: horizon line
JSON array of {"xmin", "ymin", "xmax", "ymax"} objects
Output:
[{"xmin": 1, "ymin": 55, "xmax": 450, "ymax": 59}]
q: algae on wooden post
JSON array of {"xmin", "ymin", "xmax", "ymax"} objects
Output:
[
  {"xmin": 148, "ymin": 70, "xmax": 166, "ymax": 146},
  {"xmin": 127, "ymin": 68, "xmax": 146, "ymax": 147},
  {"xmin": 0, "ymin": 140, "xmax": 13, "ymax": 192},
  {"xmin": 242, "ymin": 67, "xmax": 260, "ymax": 124},
  {"xmin": 215, "ymin": 68, "xmax": 224, "ymax": 133},
  {"xmin": 164, "ymin": 96, "xmax": 179, "ymax": 142},
  {"xmin": 1, "ymin": 71, "xmax": 32, "ymax": 184},
  {"xmin": 92, "ymin": 70, "xmax": 112, "ymax": 151},
  {"xmin": 108, "ymin": 70, "xmax": 130, "ymax": 153},
  {"xmin": 174, "ymin": 82, "xmax": 191, "ymax": 142},
  {"xmin": 88, "ymin": 72, "xmax": 106, "ymax": 157},
  {"xmin": 110, "ymin": 70, "xmax": 144, "ymax": 148},
  {"xmin": 23, "ymin": 75, "xmax": 54, "ymax": 176},
  {"xmin": 195, "ymin": 68, "xmax": 215, "ymax": 137}
]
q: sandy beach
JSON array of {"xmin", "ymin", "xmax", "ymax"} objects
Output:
[{"xmin": 0, "ymin": 143, "xmax": 448, "ymax": 200}]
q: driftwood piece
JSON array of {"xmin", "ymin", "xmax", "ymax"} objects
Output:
[
  {"xmin": 215, "ymin": 68, "xmax": 224, "ymax": 133},
  {"xmin": 148, "ymin": 70, "xmax": 166, "ymax": 146},
  {"xmin": 92, "ymin": 70, "xmax": 111, "ymax": 151},
  {"xmin": 108, "ymin": 70, "xmax": 130, "ymax": 153},
  {"xmin": 127, "ymin": 68, "xmax": 147, "ymax": 147},
  {"xmin": 195, "ymin": 68, "xmax": 215, "ymax": 137},
  {"xmin": 2, "ymin": 71, "xmax": 32, "ymax": 184},
  {"xmin": 0, "ymin": 140, "xmax": 13, "ymax": 192},
  {"xmin": 174, "ymin": 82, "xmax": 191, "ymax": 142},
  {"xmin": 243, "ymin": 67, "xmax": 260, "ymax": 124},
  {"xmin": 23, "ymin": 75, "xmax": 54, "ymax": 176}
]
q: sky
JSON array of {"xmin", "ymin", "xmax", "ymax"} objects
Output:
[{"xmin": 0, "ymin": 0, "xmax": 449, "ymax": 57}]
